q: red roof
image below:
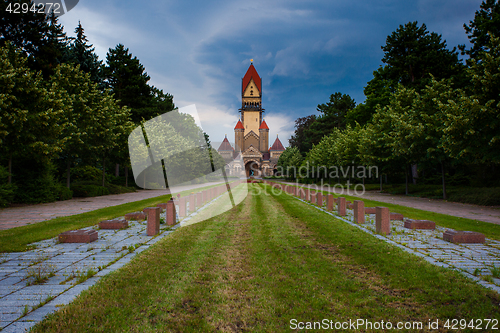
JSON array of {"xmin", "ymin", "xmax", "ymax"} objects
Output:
[
  {"xmin": 259, "ymin": 120, "xmax": 269, "ymax": 130},
  {"xmin": 234, "ymin": 119, "xmax": 244, "ymax": 130},
  {"xmin": 218, "ymin": 137, "xmax": 233, "ymax": 151},
  {"xmin": 242, "ymin": 64, "xmax": 261, "ymax": 94},
  {"xmin": 270, "ymin": 136, "xmax": 285, "ymax": 151}
]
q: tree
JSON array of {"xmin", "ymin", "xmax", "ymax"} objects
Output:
[
  {"xmin": 316, "ymin": 92, "xmax": 356, "ymax": 129},
  {"xmin": 65, "ymin": 21, "xmax": 104, "ymax": 87},
  {"xmin": 104, "ymin": 44, "xmax": 153, "ymax": 123},
  {"xmin": 290, "ymin": 92, "xmax": 355, "ymax": 155},
  {"xmin": 381, "ymin": 21, "xmax": 464, "ymax": 91},
  {"xmin": 459, "ymin": 0, "xmax": 500, "ymax": 60},
  {"xmin": 442, "ymin": 35, "xmax": 500, "ymax": 164},
  {"xmin": 277, "ymin": 147, "xmax": 303, "ymax": 179},
  {"xmin": 0, "ymin": 44, "xmax": 69, "ymax": 188},
  {"xmin": 0, "ymin": 1, "xmax": 68, "ymax": 77},
  {"xmin": 346, "ymin": 66, "xmax": 394, "ymax": 126},
  {"xmin": 289, "ymin": 115, "xmax": 317, "ymax": 154}
]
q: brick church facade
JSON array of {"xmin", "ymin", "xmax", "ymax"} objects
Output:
[{"xmin": 218, "ymin": 63, "xmax": 285, "ymax": 177}]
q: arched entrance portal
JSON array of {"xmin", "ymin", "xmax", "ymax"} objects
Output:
[{"xmin": 245, "ymin": 161, "xmax": 260, "ymax": 177}]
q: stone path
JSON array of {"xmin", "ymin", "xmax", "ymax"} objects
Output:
[
  {"xmin": 278, "ymin": 181, "xmax": 500, "ymax": 225},
  {"xmin": 289, "ymin": 191, "xmax": 500, "ymax": 294}
]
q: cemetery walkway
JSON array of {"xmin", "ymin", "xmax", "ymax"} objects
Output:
[
  {"xmin": 0, "ymin": 182, "xmax": 225, "ymax": 230},
  {"xmin": 278, "ymin": 181, "xmax": 500, "ymax": 225}
]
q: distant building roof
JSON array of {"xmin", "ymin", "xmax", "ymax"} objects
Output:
[
  {"xmin": 242, "ymin": 64, "xmax": 261, "ymax": 94},
  {"xmin": 218, "ymin": 137, "xmax": 233, "ymax": 151},
  {"xmin": 234, "ymin": 119, "xmax": 244, "ymax": 130},
  {"xmin": 259, "ymin": 119, "xmax": 269, "ymax": 130},
  {"xmin": 270, "ymin": 136, "xmax": 285, "ymax": 151}
]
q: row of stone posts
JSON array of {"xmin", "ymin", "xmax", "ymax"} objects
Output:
[
  {"xmin": 124, "ymin": 180, "xmax": 246, "ymax": 237},
  {"xmin": 262, "ymin": 180, "xmax": 395, "ymax": 235},
  {"xmin": 174, "ymin": 180, "xmax": 245, "ymax": 220}
]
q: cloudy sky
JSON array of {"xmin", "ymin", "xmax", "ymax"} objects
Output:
[{"xmin": 59, "ymin": 0, "xmax": 482, "ymax": 147}]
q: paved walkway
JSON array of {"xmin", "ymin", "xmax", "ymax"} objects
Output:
[
  {"xmin": 0, "ymin": 182, "xmax": 225, "ymax": 230},
  {"xmin": 278, "ymin": 181, "xmax": 500, "ymax": 225}
]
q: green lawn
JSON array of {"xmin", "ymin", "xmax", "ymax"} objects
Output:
[{"xmin": 31, "ymin": 184, "xmax": 500, "ymax": 332}]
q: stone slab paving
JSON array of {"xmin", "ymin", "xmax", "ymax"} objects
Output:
[
  {"xmin": 289, "ymin": 192, "xmax": 500, "ymax": 294},
  {"xmin": 0, "ymin": 211, "xmax": 178, "ymax": 332}
]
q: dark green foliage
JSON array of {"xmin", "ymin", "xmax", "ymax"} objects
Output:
[
  {"xmin": 308, "ymin": 92, "xmax": 355, "ymax": 143},
  {"xmin": 70, "ymin": 165, "xmax": 103, "ymax": 183},
  {"xmin": 289, "ymin": 93, "xmax": 355, "ymax": 155},
  {"xmin": 0, "ymin": 1, "xmax": 68, "ymax": 77},
  {"xmin": 70, "ymin": 180, "xmax": 135, "ymax": 197},
  {"xmin": 0, "ymin": 166, "xmax": 16, "ymax": 207},
  {"xmin": 54, "ymin": 184, "xmax": 73, "ymax": 201},
  {"xmin": 104, "ymin": 44, "xmax": 152, "ymax": 122},
  {"xmin": 448, "ymin": 188, "xmax": 500, "ymax": 206},
  {"xmin": 459, "ymin": 0, "xmax": 500, "ymax": 60},
  {"xmin": 381, "ymin": 21, "xmax": 464, "ymax": 91},
  {"xmin": 347, "ymin": 66, "xmax": 394, "ymax": 126},
  {"xmin": 12, "ymin": 160, "xmax": 60, "ymax": 204},
  {"xmin": 71, "ymin": 183, "xmax": 110, "ymax": 197},
  {"xmin": 64, "ymin": 21, "xmax": 104, "ymax": 87},
  {"xmin": 288, "ymin": 115, "xmax": 316, "ymax": 154}
]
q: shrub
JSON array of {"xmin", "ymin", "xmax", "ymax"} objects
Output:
[
  {"xmin": 54, "ymin": 184, "xmax": 73, "ymax": 201},
  {"xmin": 0, "ymin": 166, "xmax": 16, "ymax": 207},
  {"xmin": 13, "ymin": 161, "xmax": 59, "ymax": 203},
  {"xmin": 72, "ymin": 184, "xmax": 110, "ymax": 197},
  {"xmin": 71, "ymin": 165, "xmax": 102, "ymax": 182},
  {"xmin": 448, "ymin": 187, "xmax": 500, "ymax": 206}
]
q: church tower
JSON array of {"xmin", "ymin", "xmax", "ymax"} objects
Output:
[
  {"xmin": 240, "ymin": 63, "xmax": 264, "ymax": 136},
  {"xmin": 219, "ymin": 62, "xmax": 284, "ymax": 177}
]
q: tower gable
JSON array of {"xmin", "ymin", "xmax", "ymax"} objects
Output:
[
  {"xmin": 242, "ymin": 64, "xmax": 261, "ymax": 95},
  {"xmin": 243, "ymin": 78, "xmax": 261, "ymax": 98}
]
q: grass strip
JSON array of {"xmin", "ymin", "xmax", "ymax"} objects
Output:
[
  {"xmin": 281, "ymin": 182, "xmax": 500, "ymax": 241},
  {"xmin": 30, "ymin": 184, "xmax": 500, "ymax": 332}
]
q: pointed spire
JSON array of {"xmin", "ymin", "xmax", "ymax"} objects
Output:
[
  {"xmin": 234, "ymin": 119, "xmax": 244, "ymax": 130},
  {"xmin": 259, "ymin": 119, "xmax": 269, "ymax": 130},
  {"xmin": 270, "ymin": 136, "xmax": 285, "ymax": 151},
  {"xmin": 242, "ymin": 64, "xmax": 261, "ymax": 94},
  {"xmin": 218, "ymin": 136, "xmax": 233, "ymax": 151}
]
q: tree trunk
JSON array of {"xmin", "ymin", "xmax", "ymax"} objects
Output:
[
  {"xmin": 405, "ymin": 166, "xmax": 409, "ymax": 195},
  {"xmin": 441, "ymin": 161, "xmax": 447, "ymax": 200},
  {"xmin": 7, "ymin": 156, "xmax": 12, "ymax": 184},
  {"xmin": 125, "ymin": 166, "xmax": 128, "ymax": 187},
  {"xmin": 102, "ymin": 158, "xmax": 106, "ymax": 187},
  {"xmin": 66, "ymin": 160, "xmax": 71, "ymax": 188},
  {"xmin": 380, "ymin": 175, "xmax": 383, "ymax": 192},
  {"xmin": 411, "ymin": 164, "xmax": 418, "ymax": 185},
  {"xmin": 115, "ymin": 163, "xmax": 119, "ymax": 177}
]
